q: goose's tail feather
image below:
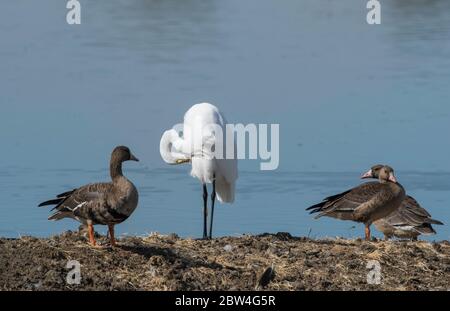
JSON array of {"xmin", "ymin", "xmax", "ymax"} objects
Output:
[
  {"xmin": 38, "ymin": 189, "xmax": 77, "ymax": 221},
  {"xmin": 38, "ymin": 198, "xmax": 64, "ymax": 207},
  {"xmin": 38, "ymin": 189, "xmax": 75, "ymax": 207},
  {"xmin": 425, "ymin": 218, "xmax": 444, "ymax": 225},
  {"xmin": 414, "ymin": 223, "xmax": 437, "ymax": 235},
  {"xmin": 48, "ymin": 211, "xmax": 75, "ymax": 221}
]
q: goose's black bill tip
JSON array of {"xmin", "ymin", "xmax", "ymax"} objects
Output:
[{"xmin": 130, "ymin": 154, "xmax": 139, "ymax": 162}]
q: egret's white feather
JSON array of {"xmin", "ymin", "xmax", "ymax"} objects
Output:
[
  {"xmin": 159, "ymin": 129, "xmax": 190, "ymax": 164},
  {"xmin": 160, "ymin": 102, "xmax": 238, "ymax": 203}
]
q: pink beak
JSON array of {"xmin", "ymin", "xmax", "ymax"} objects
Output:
[
  {"xmin": 388, "ymin": 173, "xmax": 397, "ymax": 183},
  {"xmin": 361, "ymin": 169, "xmax": 373, "ymax": 179}
]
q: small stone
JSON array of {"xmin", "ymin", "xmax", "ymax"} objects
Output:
[
  {"xmin": 168, "ymin": 233, "xmax": 179, "ymax": 240},
  {"xmin": 256, "ymin": 266, "xmax": 276, "ymax": 289},
  {"xmin": 223, "ymin": 244, "xmax": 233, "ymax": 252}
]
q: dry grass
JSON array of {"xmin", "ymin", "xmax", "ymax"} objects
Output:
[{"xmin": 0, "ymin": 231, "xmax": 448, "ymax": 291}]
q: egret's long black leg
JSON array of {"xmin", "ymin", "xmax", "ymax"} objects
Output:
[
  {"xmin": 202, "ymin": 183, "xmax": 208, "ymax": 239},
  {"xmin": 209, "ymin": 178, "xmax": 216, "ymax": 239}
]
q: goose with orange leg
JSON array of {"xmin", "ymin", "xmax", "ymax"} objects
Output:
[
  {"xmin": 307, "ymin": 165, "xmax": 405, "ymax": 241},
  {"xmin": 38, "ymin": 146, "xmax": 139, "ymax": 247}
]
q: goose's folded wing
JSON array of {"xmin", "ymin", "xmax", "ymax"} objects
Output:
[
  {"xmin": 47, "ymin": 183, "xmax": 113, "ymax": 220},
  {"xmin": 384, "ymin": 195, "xmax": 443, "ymax": 230},
  {"xmin": 398, "ymin": 196, "xmax": 444, "ymax": 225},
  {"xmin": 307, "ymin": 182, "xmax": 381, "ymax": 218},
  {"xmin": 403, "ymin": 196, "xmax": 431, "ymax": 217},
  {"xmin": 382, "ymin": 209, "xmax": 410, "ymax": 227}
]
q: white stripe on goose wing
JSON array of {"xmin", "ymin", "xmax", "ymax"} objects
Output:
[
  {"xmin": 395, "ymin": 225, "xmax": 415, "ymax": 231},
  {"xmin": 72, "ymin": 201, "xmax": 87, "ymax": 212}
]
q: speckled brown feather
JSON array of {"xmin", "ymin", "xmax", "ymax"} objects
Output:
[
  {"xmin": 307, "ymin": 181, "xmax": 405, "ymax": 225},
  {"xmin": 39, "ymin": 146, "xmax": 139, "ymax": 226},
  {"xmin": 374, "ymin": 195, "xmax": 443, "ymax": 238}
]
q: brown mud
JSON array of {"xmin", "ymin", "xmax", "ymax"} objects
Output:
[{"xmin": 0, "ymin": 231, "xmax": 448, "ymax": 291}]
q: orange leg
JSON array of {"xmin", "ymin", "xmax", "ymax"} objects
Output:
[
  {"xmin": 88, "ymin": 223, "xmax": 97, "ymax": 246},
  {"xmin": 108, "ymin": 224, "xmax": 116, "ymax": 247},
  {"xmin": 365, "ymin": 225, "xmax": 371, "ymax": 241}
]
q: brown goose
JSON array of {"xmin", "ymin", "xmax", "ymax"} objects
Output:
[
  {"xmin": 38, "ymin": 146, "xmax": 139, "ymax": 247},
  {"xmin": 364, "ymin": 165, "xmax": 444, "ymax": 240},
  {"xmin": 306, "ymin": 165, "xmax": 405, "ymax": 240}
]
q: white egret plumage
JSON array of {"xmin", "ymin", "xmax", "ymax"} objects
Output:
[{"xmin": 160, "ymin": 103, "xmax": 238, "ymax": 239}]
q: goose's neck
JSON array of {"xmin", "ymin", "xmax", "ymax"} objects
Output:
[{"xmin": 110, "ymin": 160, "xmax": 123, "ymax": 180}]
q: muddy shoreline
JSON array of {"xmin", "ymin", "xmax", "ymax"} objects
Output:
[{"xmin": 0, "ymin": 231, "xmax": 448, "ymax": 291}]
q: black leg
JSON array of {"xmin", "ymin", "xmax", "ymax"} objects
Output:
[
  {"xmin": 202, "ymin": 183, "xmax": 208, "ymax": 239},
  {"xmin": 209, "ymin": 178, "xmax": 216, "ymax": 239}
]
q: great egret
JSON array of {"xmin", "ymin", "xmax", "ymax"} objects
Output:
[{"xmin": 160, "ymin": 103, "xmax": 238, "ymax": 239}]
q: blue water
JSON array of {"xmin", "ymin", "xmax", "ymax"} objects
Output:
[{"xmin": 0, "ymin": 0, "xmax": 449, "ymax": 240}]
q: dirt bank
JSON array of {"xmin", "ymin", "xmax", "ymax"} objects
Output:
[{"xmin": 0, "ymin": 231, "xmax": 448, "ymax": 291}]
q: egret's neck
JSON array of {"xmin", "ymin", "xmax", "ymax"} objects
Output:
[{"xmin": 160, "ymin": 129, "xmax": 189, "ymax": 164}]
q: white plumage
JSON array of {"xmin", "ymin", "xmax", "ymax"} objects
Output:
[{"xmin": 160, "ymin": 103, "xmax": 238, "ymax": 238}]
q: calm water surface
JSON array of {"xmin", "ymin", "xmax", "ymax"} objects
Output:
[{"xmin": 0, "ymin": 0, "xmax": 449, "ymax": 240}]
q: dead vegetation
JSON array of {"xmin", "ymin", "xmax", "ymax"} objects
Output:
[{"xmin": 0, "ymin": 231, "xmax": 448, "ymax": 291}]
